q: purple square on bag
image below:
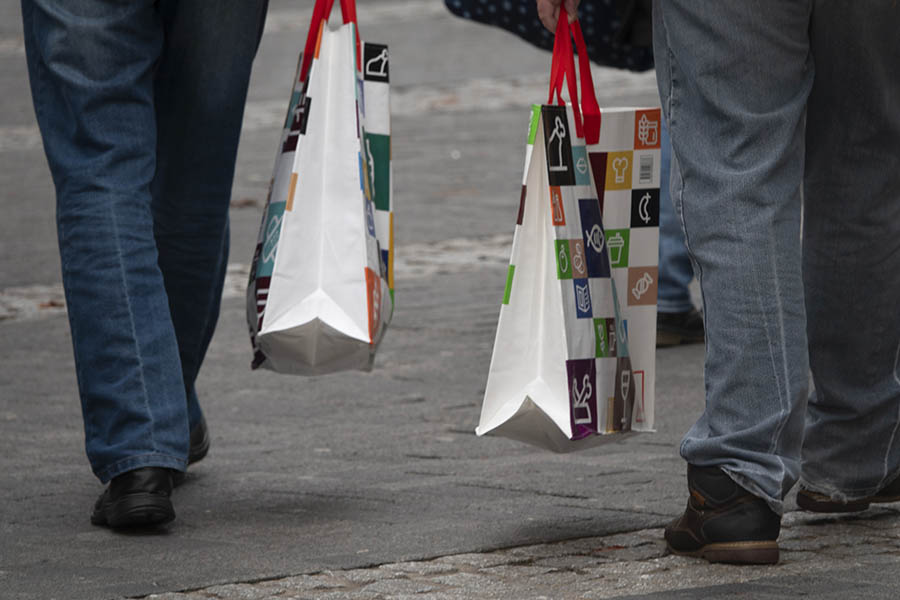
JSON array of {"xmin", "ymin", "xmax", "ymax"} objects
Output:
[{"xmin": 566, "ymin": 358, "xmax": 597, "ymax": 439}]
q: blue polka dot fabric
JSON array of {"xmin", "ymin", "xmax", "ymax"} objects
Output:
[{"xmin": 444, "ymin": 0, "xmax": 654, "ymax": 72}]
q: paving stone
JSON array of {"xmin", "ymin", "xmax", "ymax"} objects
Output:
[{"xmin": 378, "ymin": 560, "xmax": 457, "ymax": 577}]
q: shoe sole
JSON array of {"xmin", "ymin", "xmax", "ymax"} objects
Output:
[
  {"xmin": 797, "ymin": 491, "xmax": 900, "ymax": 513},
  {"xmin": 92, "ymin": 494, "xmax": 175, "ymax": 529},
  {"xmin": 669, "ymin": 540, "xmax": 779, "ymax": 565}
]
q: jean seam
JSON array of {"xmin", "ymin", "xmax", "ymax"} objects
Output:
[{"xmin": 109, "ymin": 201, "xmax": 157, "ymax": 453}]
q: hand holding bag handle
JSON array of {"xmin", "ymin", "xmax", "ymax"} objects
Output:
[
  {"xmin": 548, "ymin": 8, "xmax": 602, "ymax": 144},
  {"xmin": 300, "ymin": 0, "xmax": 361, "ymax": 83}
]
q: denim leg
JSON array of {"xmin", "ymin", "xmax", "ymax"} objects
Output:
[
  {"xmin": 21, "ymin": 0, "xmax": 188, "ymax": 481},
  {"xmin": 799, "ymin": 2, "xmax": 900, "ymax": 500},
  {"xmin": 151, "ymin": 1, "xmax": 268, "ymax": 431},
  {"xmin": 656, "ymin": 119, "xmax": 695, "ymax": 314},
  {"xmin": 653, "ymin": 0, "xmax": 814, "ymax": 513}
]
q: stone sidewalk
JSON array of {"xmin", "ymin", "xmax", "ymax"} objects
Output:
[{"xmin": 145, "ymin": 508, "xmax": 900, "ymax": 600}]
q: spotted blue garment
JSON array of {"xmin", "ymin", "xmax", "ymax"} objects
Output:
[{"xmin": 444, "ymin": 0, "xmax": 654, "ymax": 72}]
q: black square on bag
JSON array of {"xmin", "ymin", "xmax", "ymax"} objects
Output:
[{"xmin": 542, "ymin": 106, "xmax": 576, "ymax": 187}]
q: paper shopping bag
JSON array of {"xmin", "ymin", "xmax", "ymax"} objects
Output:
[
  {"xmin": 477, "ymin": 13, "xmax": 660, "ymax": 452},
  {"xmin": 246, "ymin": 0, "xmax": 393, "ymax": 375}
]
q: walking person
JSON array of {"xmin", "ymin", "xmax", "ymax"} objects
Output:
[
  {"xmin": 21, "ymin": 0, "xmax": 269, "ymax": 529},
  {"xmin": 541, "ymin": 0, "xmax": 900, "ymax": 564}
]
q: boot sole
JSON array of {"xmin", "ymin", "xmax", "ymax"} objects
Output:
[
  {"xmin": 669, "ymin": 540, "xmax": 779, "ymax": 565},
  {"xmin": 92, "ymin": 493, "xmax": 175, "ymax": 529}
]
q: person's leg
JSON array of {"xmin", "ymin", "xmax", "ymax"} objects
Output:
[
  {"xmin": 799, "ymin": 0, "xmax": 900, "ymax": 506},
  {"xmin": 656, "ymin": 119, "xmax": 703, "ymax": 346},
  {"xmin": 656, "ymin": 120, "xmax": 695, "ymax": 313},
  {"xmin": 151, "ymin": 0, "xmax": 268, "ymax": 440},
  {"xmin": 654, "ymin": 0, "xmax": 813, "ymax": 513},
  {"xmin": 21, "ymin": 0, "xmax": 188, "ymax": 482}
]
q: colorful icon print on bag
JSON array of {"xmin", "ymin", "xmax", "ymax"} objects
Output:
[
  {"xmin": 572, "ymin": 145, "xmax": 591, "ymax": 187},
  {"xmin": 282, "ymin": 95, "xmax": 311, "ymax": 153},
  {"xmin": 628, "ymin": 266, "xmax": 658, "ymax": 306},
  {"xmin": 634, "ymin": 109, "xmax": 662, "ymax": 150},
  {"xmin": 549, "ymin": 186, "xmax": 566, "ymax": 226},
  {"xmin": 365, "ymin": 268, "xmax": 382, "ymax": 344},
  {"xmin": 517, "ymin": 185, "xmax": 527, "ymax": 225},
  {"xmin": 605, "ymin": 151, "xmax": 633, "ymax": 191},
  {"xmin": 365, "ymin": 199, "xmax": 376, "ymax": 238},
  {"xmin": 569, "ymin": 239, "xmax": 587, "ymax": 278},
  {"xmin": 578, "ymin": 199, "xmax": 610, "ymax": 278},
  {"xmin": 594, "ymin": 317, "xmax": 617, "ymax": 357},
  {"xmin": 566, "ymin": 358, "xmax": 597, "ymax": 439},
  {"xmin": 363, "ymin": 43, "xmax": 389, "ymax": 83},
  {"xmin": 605, "ymin": 229, "xmax": 630, "ymax": 268},
  {"xmin": 610, "ymin": 356, "xmax": 635, "ymax": 432},
  {"xmin": 632, "ymin": 369, "xmax": 646, "ymax": 424},
  {"xmin": 555, "ymin": 240, "xmax": 572, "ymax": 280},
  {"xmin": 364, "ymin": 132, "xmax": 391, "ymax": 211},
  {"xmin": 589, "ymin": 153, "xmax": 608, "ymax": 204},
  {"xmin": 630, "ymin": 189, "xmax": 659, "ymax": 228},
  {"xmin": 542, "ymin": 106, "xmax": 575, "ymax": 187},
  {"xmin": 574, "ymin": 279, "xmax": 592, "ymax": 319}
]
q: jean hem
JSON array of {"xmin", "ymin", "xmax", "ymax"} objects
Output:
[
  {"xmin": 94, "ymin": 453, "xmax": 187, "ymax": 484},
  {"xmin": 799, "ymin": 468, "xmax": 900, "ymax": 503}
]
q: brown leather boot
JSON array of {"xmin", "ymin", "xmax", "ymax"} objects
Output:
[{"xmin": 665, "ymin": 465, "xmax": 781, "ymax": 564}]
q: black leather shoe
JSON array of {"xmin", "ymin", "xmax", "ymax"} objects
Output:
[
  {"xmin": 657, "ymin": 308, "xmax": 705, "ymax": 347},
  {"xmin": 797, "ymin": 473, "xmax": 900, "ymax": 513},
  {"xmin": 172, "ymin": 418, "xmax": 210, "ymax": 487},
  {"xmin": 665, "ymin": 465, "xmax": 781, "ymax": 564},
  {"xmin": 91, "ymin": 467, "xmax": 175, "ymax": 529},
  {"xmin": 188, "ymin": 417, "xmax": 210, "ymax": 465}
]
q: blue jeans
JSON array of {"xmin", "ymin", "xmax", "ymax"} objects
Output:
[
  {"xmin": 22, "ymin": 0, "xmax": 267, "ymax": 482},
  {"xmin": 654, "ymin": 0, "xmax": 900, "ymax": 513},
  {"xmin": 657, "ymin": 120, "xmax": 695, "ymax": 314}
]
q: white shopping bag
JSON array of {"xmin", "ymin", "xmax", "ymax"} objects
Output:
[
  {"xmin": 477, "ymin": 14, "xmax": 660, "ymax": 451},
  {"xmin": 246, "ymin": 0, "xmax": 393, "ymax": 375}
]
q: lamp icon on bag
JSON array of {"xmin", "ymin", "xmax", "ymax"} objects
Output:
[{"xmin": 612, "ymin": 157, "xmax": 629, "ymax": 184}]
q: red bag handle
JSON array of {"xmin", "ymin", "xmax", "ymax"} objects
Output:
[
  {"xmin": 299, "ymin": 0, "xmax": 361, "ymax": 83},
  {"xmin": 547, "ymin": 8, "xmax": 601, "ymax": 144}
]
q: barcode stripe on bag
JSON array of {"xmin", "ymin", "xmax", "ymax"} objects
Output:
[{"xmin": 639, "ymin": 155, "xmax": 653, "ymax": 184}]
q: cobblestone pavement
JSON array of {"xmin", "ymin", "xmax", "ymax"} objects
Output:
[{"xmin": 144, "ymin": 507, "xmax": 900, "ymax": 600}]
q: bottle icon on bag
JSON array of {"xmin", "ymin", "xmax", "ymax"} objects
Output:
[{"xmin": 607, "ymin": 232, "xmax": 625, "ymax": 266}]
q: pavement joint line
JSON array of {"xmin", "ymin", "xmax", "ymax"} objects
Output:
[{"xmin": 0, "ymin": 234, "xmax": 512, "ymax": 324}]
